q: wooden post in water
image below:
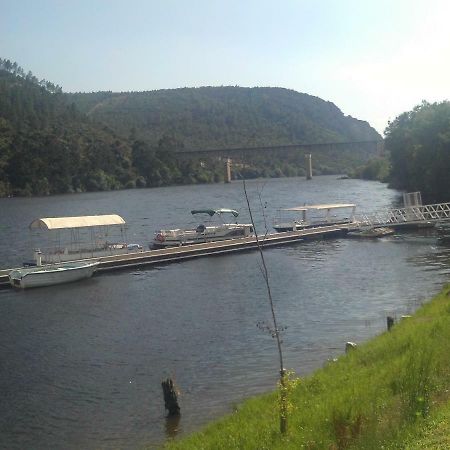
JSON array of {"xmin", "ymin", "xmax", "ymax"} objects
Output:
[
  {"xmin": 161, "ymin": 378, "xmax": 180, "ymax": 416},
  {"xmin": 387, "ymin": 316, "xmax": 395, "ymax": 331},
  {"xmin": 305, "ymin": 154, "xmax": 312, "ymax": 180}
]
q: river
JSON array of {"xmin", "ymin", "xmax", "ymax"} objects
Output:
[{"xmin": 0, "ymin": 176, "xmax": 449, "ymax": 449}]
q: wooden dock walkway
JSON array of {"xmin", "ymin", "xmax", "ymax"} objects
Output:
[{"xmin": 0, "ymin": 225, "xmax": 348, "ymax": 289}]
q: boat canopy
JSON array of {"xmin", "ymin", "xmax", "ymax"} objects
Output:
[
  {"xmin": 29, "ymin": 214, "xmax": 126, "ymax": 230},
  {"xmin": 282, "ymin": 203, "xmax": 356, "ymax": 212},
  {"xmin": 191, "ymin": 209, "xmax": 239, "ymax": 217}
]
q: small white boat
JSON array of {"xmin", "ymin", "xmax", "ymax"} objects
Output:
[
  {"xmin": 9, "ymin": 261, "xmax": 98, "ymax": 289},
  {"xmin": 152, "ymin": 209, "xmax": 254, "ymax": 249},
  {"xmin": 273, "ymin": 203, "xmax": 357, "ymax": 232},
  {"xmin": 347, "ymin": 226, "xmax": 395, "ymax": 238}
]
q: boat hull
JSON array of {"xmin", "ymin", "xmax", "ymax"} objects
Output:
[
  {"xmin": 274, "ymin": 220, "xmax": 353, "ymax": 233},
  {"xmin": 347, "ymin": 227, "xmax": 395, "ymax": 238},
  {"xmin": 37, "ymin": 245, "xmax": 142, "ymax": 264},
  {"xmin": 152, "ymin": 224, "xmax": 253, "ymax": 249},
  {"xmin": 9, "ymin": 262, "xmax": 98, "ymax": 289},
  {"xmin": 387, "ymin": 221, "xmax": 435, "ymax": 230},
  {"xmin": 153, "ymin": 234, "xmax": 242, "ymax": 249}
]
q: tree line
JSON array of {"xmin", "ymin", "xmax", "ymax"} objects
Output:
[
  {"xmin": 0, "ymin": 61, "xmax": 226, "ymax": 196},
  {"xmin": 0, "ymin": 59, "xmax": 380, "ymax": 197},
  {"xmin": 351, "ymin": 101, "xmax": 450, "ymax": 203}
]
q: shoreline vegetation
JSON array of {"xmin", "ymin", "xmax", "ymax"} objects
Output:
[
  {"xmin": 352, "ymin": 101, "xmax": 450, "ymax": 204},
  {"xmin": 0, "ymin": 58, "xmax": 379, "ymax": 198},
  {"xmin": 2, "ymin": 59, "xmax": 449, "ymax": 204},
  {"xmin": 1, "ymin": 59, "xmax": 450, "ymax": 203},
  {"xmin": 162, "ymin": 285, "xmax": 450, "ymax": 449}
]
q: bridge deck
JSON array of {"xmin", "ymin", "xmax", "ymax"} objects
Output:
[{"xmin": 174, "ymin": 140, "xmax": 382, "ymax": 157}]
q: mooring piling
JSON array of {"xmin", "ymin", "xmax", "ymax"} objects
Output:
[
  {"xmin": 387, "ymin": 316, "xmax": 395, "ymax": 331},
  {"xmin": 162, "ymin": 378, "xmax": 181, "ymax": 417}
]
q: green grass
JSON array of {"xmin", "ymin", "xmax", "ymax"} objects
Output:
[
  {"xmin": 401, "ymin": 400, "xmax": 450, "ymax": 449},
  {"xmin": 164, "ymin": 285, "xmax": 450, "ymax": 449}
]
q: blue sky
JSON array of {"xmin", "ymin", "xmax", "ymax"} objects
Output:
[{"xmin": 1, "ymin": 0, "xmax": 449, "ymax": 133}]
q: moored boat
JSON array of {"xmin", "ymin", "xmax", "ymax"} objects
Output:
[
  {"xmin": 28, "ymin": 214, "xmax": 143, "ymax": 264},
  {"xmin": 436, "ymin": 220, "xmax": 450, "ymax": 230},
  {"xmin": 347, "ymin": 226, "xmax": 395, "ymax": 238},
  {"xmin": 9, "ymin": 261, "xmax": 99, "ymax": 289},
  {"xmin": 152, "ymin": 209, "xmax": 254, "ymax": 248},
  {"xmin": 273, "ymin": 203, "xmax": 357, "ymax": 232}
]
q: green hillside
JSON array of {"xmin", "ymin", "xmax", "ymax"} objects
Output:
[
  {"xmin": 68, "ymin": 86, "xmax": 380, "ymax": 149},
  {"xmin": 0, "ymin": 59, "xmax": 138, "ymax": 196},
  {"xmin": 0, "ymin": 58, "xmax": 381, "ymax": 197}
]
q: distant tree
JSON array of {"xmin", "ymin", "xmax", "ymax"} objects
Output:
[
  {"xmin": 350, "ymin": 157, "xmax": 390, "ymax": 182},
  {"xmin": 385, "ymin": 100, "xmax": 450, "ymax": 202}
]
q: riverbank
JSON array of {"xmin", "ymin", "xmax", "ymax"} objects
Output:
[
  {"xmin": 164, "ymin": 285, "xmax": 450, "ymax": 449},
  {"xmin": 2, "ymin": 178, "xmax": 448, "ymax": 448}
]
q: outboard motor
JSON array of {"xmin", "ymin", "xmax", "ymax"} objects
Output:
[
  {"xmin": 34, "ymin": 249, "xmax": 42, "ymax": 266},
  {"xmin": 196, "ymin": 224, "xmax": 206, "ymax": 233}
]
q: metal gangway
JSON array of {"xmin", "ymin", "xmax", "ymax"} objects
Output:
[{"xmin": 355, "ymin": 202, "xmax": 450, "ymax": 229}]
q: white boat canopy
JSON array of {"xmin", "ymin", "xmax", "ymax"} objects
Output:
[
  {"xmin": 29, "ymin": 214, "xmax": 126, "ymax": 230},
  {"xmin": 282, "ymin": 203, "xmax": 356, "ymax": 212}
]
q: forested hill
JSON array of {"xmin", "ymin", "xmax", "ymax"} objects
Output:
[
  {"xmin": 0, "ymin": 58, "xmax": 381, "ymax": 197},
  {"xmin": 0, "ymin": 60, "xmax": 136, "ymax": 196},
  {"xmin": 67, "ymin": 87, "xmax": 381, "ymax": 148}
]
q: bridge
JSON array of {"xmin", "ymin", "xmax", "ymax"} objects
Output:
[
  {"xmin": 174, "ymin": 139, "xmax": 384, "ymax": 182},
  {"xmin": 174, "ymin": 140, "xmax": 384, "ymax": 158}
]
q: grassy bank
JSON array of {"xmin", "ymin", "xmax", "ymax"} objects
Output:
[{"xmin": 164, "ymin": 285, "xmax": 450, "ymax": 449}]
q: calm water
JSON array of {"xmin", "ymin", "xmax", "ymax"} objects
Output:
[{"xmin": 1, "ymin": 176, "xmax": 449, "ymax": 450}]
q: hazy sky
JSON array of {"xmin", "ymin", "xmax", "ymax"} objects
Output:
[{"xmin": 1, "ymin": 0, "xmax": 449, "ymax": 134}]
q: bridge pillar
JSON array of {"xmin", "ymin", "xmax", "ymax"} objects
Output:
[
  {"xmin": 305, "ymin": 154, "xmax": 312, "ymax": 180},
  {"xmin": 225, "ymin": 158, "xmax": 232, "ymax": 183}
]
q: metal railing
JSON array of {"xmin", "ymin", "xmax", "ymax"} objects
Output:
[{"xmin": 355, "ymin": 202, "xmax": 450, "ymax": 227}]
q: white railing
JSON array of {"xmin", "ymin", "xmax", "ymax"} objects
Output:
[{"xmin": 355, "ymin": 202, "xmax": 450, "ymax": 227}]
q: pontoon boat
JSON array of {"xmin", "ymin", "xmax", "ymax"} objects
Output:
[
  {"xmin": 152, "ymin": 209, "xmax": 254, "ymax": 248},
  {"xmin": 273, "ymin": 203, "xmax": 357, "ymax": 232}
]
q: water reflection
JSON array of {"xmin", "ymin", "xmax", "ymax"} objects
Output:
[
  {"xmin": 165, "ymin": 415, "xmax": 181, "ymax": 439},
  {"xmin": 0, "ymin": 177, "xmax": 449, "ymax": 449}
]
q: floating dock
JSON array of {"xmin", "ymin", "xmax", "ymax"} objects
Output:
[
  {"xmin": 3, "ymin": 198, "xmax": 449, "ymax": 290},
  {"xmin": 0, "ymin": 225, "xmax": 348, "ymax": 289}
]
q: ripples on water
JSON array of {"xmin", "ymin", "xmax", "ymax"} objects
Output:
[{"xmin": 0, "ymin": 176, "xmax": 449, "ymax": 449}]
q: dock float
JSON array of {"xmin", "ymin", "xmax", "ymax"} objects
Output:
[{"xmin": 0, "ymin": 225, "xmax": 348, "ymax": 289}]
